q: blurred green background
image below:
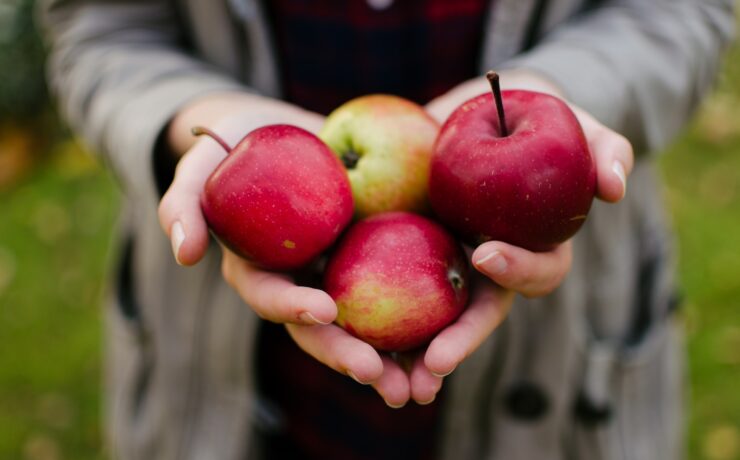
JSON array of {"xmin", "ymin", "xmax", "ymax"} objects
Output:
[{"xmin": 0, "ymin": 2, "xmax": 738, "ymax": 459}]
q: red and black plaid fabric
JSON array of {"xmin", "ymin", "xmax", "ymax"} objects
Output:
[
  {"xmin": 257, "ymin": 322, "xmax": 444, "ymax": 460},
  {"xmin": 265, "ymin": 0, "xmax": 490, "ymax": 115},
  {"xmin": 257, "ymin": 1, "xmax": 489, "ymax": 459}
]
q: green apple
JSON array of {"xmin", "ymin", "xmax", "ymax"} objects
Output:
[{"xmin": 319, "ymin": 95, "xmax": 440, "ymax": 218}]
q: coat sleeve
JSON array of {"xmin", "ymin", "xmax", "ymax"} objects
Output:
[
  {"xmin": 506, "ymin": 0, "xmax": 735, "ymax": 153},
  {"xmin": 39, "ymin": 0, "xmax": 249, "ymax": 195}
]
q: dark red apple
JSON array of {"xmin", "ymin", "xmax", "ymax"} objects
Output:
[
  {"xmin": 324, "ymin": 212, "xmax": 469, "ymax": 352},
  {"xmin": 429, "ymin": 72, "xmax": 596, "ymax": 252},
  {"xmin": 197, "ymin": 124, "xmax": 353, "ymax": 270}
]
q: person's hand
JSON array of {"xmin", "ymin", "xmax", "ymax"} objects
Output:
[
  {"xmin": 426, "ymin": 68, "xmax": 633, "ymax": 289},
  {"xmin": 470, "ymin": 102, "xmax": 631, "ymax": 294},
  {"xmin": 403, "ymin": 69, "xmax": 636, "ymax": 405},
  {"xmin": 285, "ymin": 275, "xmax": 513, "ymax": 407},
  {"xmin": 158, "ymin": 92, "xmax": 325, "ymax": 265},
  {"xmin": 158, "ymin": 91, "xmax": 339, "ymax": 325},
  {"xmin": 426, "ymin": 69, "xmax": 634, "ymax": 286}
]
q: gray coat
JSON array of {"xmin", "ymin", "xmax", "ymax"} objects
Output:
[{"xmin": 40, "ymin": 0, "xmax": 735, "ymax": 459}]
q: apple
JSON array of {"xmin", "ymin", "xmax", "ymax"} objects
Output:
[
  {"xmin": 324, "ymin": 212, "xmax": 470, "ymax": 352},
  {"xmin": 429, "ymin": 72, "xmax": 596, "ymax": 252},
  {"xmin": 196, "ymin": 124, "xmax": 353, "ymax": 270},
  {"xmin": 319, "ymin": 95, "xmax": 440, "ymax": 218}
]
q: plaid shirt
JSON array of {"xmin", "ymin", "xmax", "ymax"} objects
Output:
[
  {"xmin": 265, "ymin": 0, "xmax": 490, "ymax": 115},
  {"xmin": 258, "ymin": 1, "xmax": 489, "ymax": 459}
]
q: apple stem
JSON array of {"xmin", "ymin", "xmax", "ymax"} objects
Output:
[
  {"xmin": 191, "ymin": 126, "xmax": 232, "ymax": 153},
  {"xmin": 486, "ymin": 71, "xmax": 508, "ymax": 137}
]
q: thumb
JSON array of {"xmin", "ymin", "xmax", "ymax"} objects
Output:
[
  {"xmin": 571, "ymin": 107, "xmax": 634, "ymax": 203},
  {"xmin": 158, "ymin": 137, "xmax": 227, "ymax": 265}
]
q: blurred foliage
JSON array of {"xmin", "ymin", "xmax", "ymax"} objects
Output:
[
  {"xmin": 0, "ymin": 140, "xmax": 118, "ymax": 459},
  {"xmin": 0, "ymin": 0, "xmax": 64, "ymax": 191},
  {"xmin": 1, "ymin": 6, "xmax": 113, "ymax": 458},
  {"xmin": 0, "ymin": 0, "xmax": 49, "ymax": 121},
  {"xmin": 659, "ymin": 32, "xmax": 740, "ymax": 460}
]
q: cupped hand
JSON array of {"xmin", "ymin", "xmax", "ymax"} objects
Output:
[
  {"xmin": 283, "ymin": 272, "xmax": 514, "ymax": 408},
  {"xmin": 284, "ymin": 239, "xmax": 572, "ymax": 408},
  {"xmin": 406, "ymin": 69, "xmax": 636, "ymax": 403},
  {"xmin": 157, "ymin": 92, "xmax": 334, "ymax": 327},
  {"xmin": 471, "ymin": 102, "xmax": 633, "ymax": 289},
  {"xmin": 158, "ymin": 92, "xmax": 326, "ymax": 267},
  {"xmin": 426, "ymin": 68, "xmax": 633, "ymax": 289}
]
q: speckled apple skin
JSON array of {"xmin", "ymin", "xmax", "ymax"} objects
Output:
[
  {"xmin": 319, "ymin": 95, "xmax": 440, "ymax": 218},
  {"xmin": 324, "ymin": 212, "xmax": 469, "ymax": 352},
  {"xmin": 201, "ymin": 125, "xmax": 353, "ymax": 270},
  {"xmin": 430, "ymin": 91, "xmax": 596, "ymax": 252}
]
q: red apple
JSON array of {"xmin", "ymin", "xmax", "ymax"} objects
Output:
[
  {"xmin": 324, "ymin": 212, "xmax": 469, "ymax": 352},
  {"xmin": 198, "ymin": 124, "xmax": 353, "ymax": 270},
  {"xmin": 429, "ymin": 72, "xmax": 596, "ymax": 252},
  {"xmin": 319, "ymin": 95, "xmax": 440, "ymax": 218}
]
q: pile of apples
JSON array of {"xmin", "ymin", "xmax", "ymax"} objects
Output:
[{"xmin": 198, "ymin": 72, "xmax": 596, "ymax": 352}]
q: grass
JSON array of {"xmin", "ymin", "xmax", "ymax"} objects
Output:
[
  {"xmin": 659, "ymin": 37, "xmax": 740, "ymax": 459},
  {"xmin": 0, "ymin": 36, "xmax": 739, "ymax": 460},
  {"xmin": 0, "ymin": 139, "xmax": 118, "ymax": 459}
]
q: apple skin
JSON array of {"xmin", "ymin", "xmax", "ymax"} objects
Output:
[
  {"xmin": 201, "ymin": 124, "xmax": 353, "ymax": 270},
  {"xmin": 324, "ymin": 212, "xmax": 470, "ymax": 352},
  {"xmin": 319, "ymin": 95, "xmax": 440, "ymax": 218},
  {"xmin": 429, "ymin": 90, "xmax": 597, "ymax": 252}
]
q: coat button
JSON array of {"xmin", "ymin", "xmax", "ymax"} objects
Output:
[
  {"xmin": 504, "ymin": 382, "xmax": 549, "ymax": 421},
  {"xmin": 574, "ymin": 391, "xmax": 613, "ymax": 427}
]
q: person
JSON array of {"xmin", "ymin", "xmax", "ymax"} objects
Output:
[{"xmin": 40, "ymin": 0, "xmax": 734, "ymax": 459}]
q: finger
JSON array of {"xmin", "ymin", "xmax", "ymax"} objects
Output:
[
  {"xmin": 593, "ymin": 130, "xmax": 633, "ymax": 203},
  {"xmin": 409, "ymin": 355, "xmax": 443, "ymax": 405},
  {"xmin": 158, "ymin": 138, "xmax": 227, "ymax": 265},
  {"xmin": 371, "ymin": 355, "xmax": 411, "ymax": 409},
  {"xmin": 471, "ymin": 240, "xmax": 572, "ymax": 298},
  {"xmin": 222, "ymin": 251, "xmax": 337, "ymax": 325},
  {"xmin": 285, "ymin": 323, "xmax": 384, "ymax": 385},
  {"xmin": 425, "ymin": 281, "xmax": 513, "ymax": 377},
  {"xmin": 573, "ymin": 109, "xmax": 634, "ymax": 203}
]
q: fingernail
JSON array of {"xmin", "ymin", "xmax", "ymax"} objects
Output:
[
  {"xmin": 385, "ymin": 400, "xmax": 406, "ymax": 409},
  {"xmin": 347, "ymin": 370, "xmax": 371, "ymax": 385},
  {"xmin": 474, "ymin": 250, "xmax": 507, "ymax": 275},
  {"xmin": 299, "ymin": 311, "xmax": 331, "ymax": 325},
  {"xmin": 612, "ymin": 161, "xmax": 626, "ymax": 199},
  {"xmin": 417, "ymin": 395, "xmax": 436, "ymax": 406},
  {"xmin": 171, "ymin": 221, "xmax": 185, "ymax": 265},
  {"xmin": 431, "ymin": 367, "xmax": 455, "ymax": 378}
]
